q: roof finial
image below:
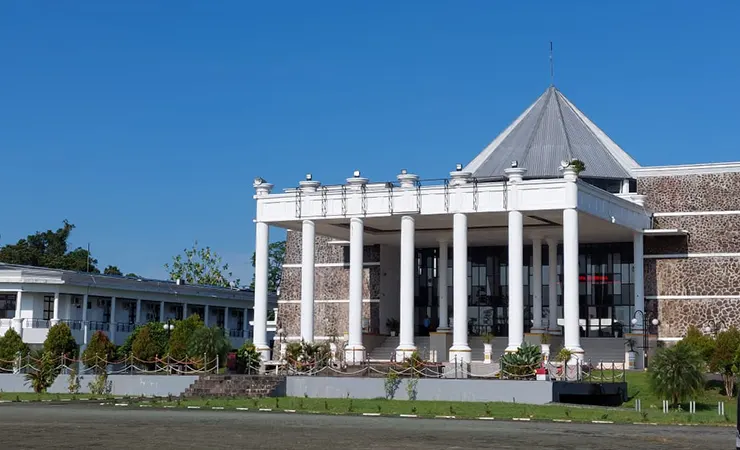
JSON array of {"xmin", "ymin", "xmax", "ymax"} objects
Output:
[{"xmin": 549, "ymin": 41, "xmax": 554, "ymax": 86}]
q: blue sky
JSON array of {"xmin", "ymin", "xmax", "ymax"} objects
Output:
[{"xmin": 1, "ymin": 1, "xmax": 738, "ymax": 282}]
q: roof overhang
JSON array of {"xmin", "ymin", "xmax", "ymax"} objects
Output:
[{"xmin": 643, "ymin": 229, "xmax": 689, "ymax": 236}]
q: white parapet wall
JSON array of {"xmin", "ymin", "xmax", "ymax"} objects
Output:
[
  {"xmin": 0, "ymin": 374, "xmax": 199, "ymax": 397},
  {"xmin": 286, "ymin": 376, "xmax": 553, "ymax": 405}
]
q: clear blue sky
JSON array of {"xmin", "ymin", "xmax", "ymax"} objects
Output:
[{"xmin": 1, "ymin": 1, "xmax": 738, "ymax": 283}]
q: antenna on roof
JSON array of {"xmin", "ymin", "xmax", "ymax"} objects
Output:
[{"xmin": 549, "ymin": 41, "xmax": 555, "ymax": 86}]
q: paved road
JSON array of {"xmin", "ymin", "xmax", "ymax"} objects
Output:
[{"xmin": 0, "ymin": 403, "xmax": 731, "ymax": 449}]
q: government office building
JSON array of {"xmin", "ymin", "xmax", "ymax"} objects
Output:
[{"xmin": 250, "ymin": 86, "xmax": 740, "ymax": 365}]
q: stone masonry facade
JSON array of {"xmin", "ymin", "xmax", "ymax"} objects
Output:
[
  {"xmin": 638, "ymin": 171, "xmax": 740, "ymax": 337},
  {"xmin": 279, "ymin": 231, "xmax": 380, "ymax": 340}
]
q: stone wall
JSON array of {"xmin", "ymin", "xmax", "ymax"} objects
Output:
[
  {"xmin": 638, "ymin": 171, "xmax": 740, "ymax": 337},
  {"xmin": 279, "ymin": 230, "xmax": 380, "ymax": 339}
]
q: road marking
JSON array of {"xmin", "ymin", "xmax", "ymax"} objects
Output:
[
  {"xmin": 399, "ymin": 414, "xmax": 417, "ymax": 418},
  {"xmin": 362, "ymin": 413, "xmax": 381, "ymax": 416},
  {"xmin": 591, "ymin": 421, "xmax": 613, "ymax": 424},
  {"xmin": 478, "ymin": 417, "xmax": 495, "ymax": 420},
  {"xmin": 553, "ymin": 419, "xmax": 572, "ymax": 423}
]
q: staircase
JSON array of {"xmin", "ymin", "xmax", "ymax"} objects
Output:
[
  {"xmin": 580, "ymin": 338, "xmax": 627, "ymax": 367},
  {"xmin": 183, "ymin": 374, "xmax": 285, "ymax": 398},
  {"xmin": 367, "ymin": 336, "xmax": 432, "ymax": 361}
]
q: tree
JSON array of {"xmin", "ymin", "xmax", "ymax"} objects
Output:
[
  {"xmin": 709, "ymin": 327, "xmax": 740, "ymax": 398},
  {"xmin": 103, "ymin": 265, "xmax": 123, "ymax": 276},
  {"xmin": 649, "ymin": 345, "xmax": 705, "ymax": 406},
  {"xmin": 0, "ymin": 329, "xmax": 30, "ymax": 371},
  {"xmin": 167, "ymin": 314, "xmax": 205, "ymax": 360},
  {"xmin": 24, "ymin": 350, "xmax": 59, "ymax": 393},
  {"xmin": 82, "ymin": 331, "xmax": 117, "ymax": 373},
  {"xmin": 132, "ymin": 327, "xmax": 162, "ymax": 363},
  {"xmin": 187, "ymin": 326, "xmax": 230, "ymax": 367},
  {"xmin": 249, "ymin": 240, "xmax": 285, "ymax": 292},
  {"xmin": 165, "ymin": 241, "xmax": 239, "ymax": 288},
  {"xmin": 678, "ymin": 325, "xmax": 715, "ymax": 367},
  {"xmin": 236, "ymin": 341, "xmax": 261, "ymax": 374},
  {"xmin": 44, "ymin": 323, "xmax": 78, "ymax": 359},
  {"xmin": 124, "ymin": 273, "xmax": 139, "ymax": 278},
  {"xmin": 0, "ymin": 220, "xmax": 99, "ymax": 272}
]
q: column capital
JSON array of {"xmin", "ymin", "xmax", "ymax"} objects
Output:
[
  {"xmin": 449, "ymin": 171, "xmax": 471, "ymax": 186},
  {"xmin": 253, "ymin": 177, "xmax": 274, "ymax": 196},
  {"xmin": 504, "ymin": 166, "xmax": 527, "ymax": 183},
  {"xmin": 346, "ymin": 171, "xmax": 369, "ymax": 190},
  {"xmin": 299, "ymin": 180, "xmax": 321, "ymax": 193},
  {"xmin": 397, "ymin": 171, "xmax": 419, "ymax": 188},
  {"xmin": 561, "ymin": 166, "xmax": 578, "ymax": 182}
]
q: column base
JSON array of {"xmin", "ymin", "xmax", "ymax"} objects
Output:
[
  {"xmin": 504, "ymin": 344, "xmax": 522, "ymax": 353},
  {"xmin": 395, "ymin": 345, "xmax": 417, "ymax": 361},
  {"xmin": 566, "ymin": 346, "xmax": 585, "ymax": 363},
  {"xmin": 50, "ymin": 319, "xmax": 60, "ymax": 327},
  {"xmin": 435, "ymin": 327, "xmax": 451, "ymax": 333},
  {"xmin": 344, "ymin": 345, "xmax": 366, "ymax": 365},
  {"xmin": 255, "ymin": 345, "xmax": 271, "ymax": 361},
  {"xmin": 448, "ymin": 345, "xmax": 472, "ymax": 364},
  {"xmin": 548, "ymin": 328, "xmax": 562, "ymax": 336}
]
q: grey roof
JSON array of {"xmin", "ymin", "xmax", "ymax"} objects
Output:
[{"xmin": 464, "ymin": 86, "xmax": 641, "ymax": 179}]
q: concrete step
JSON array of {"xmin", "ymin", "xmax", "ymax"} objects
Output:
[{"xmin": 184, "ymin": 374, "xmax": 285, "ymax": 398}]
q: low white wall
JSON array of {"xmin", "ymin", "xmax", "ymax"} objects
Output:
[
  {"xmin": 287, "ymin": 377, "xmax": 553, "ymax": 405},
  {"xmin": 0, "ymin": 374, "xmax": 198, "ymax": 397}
]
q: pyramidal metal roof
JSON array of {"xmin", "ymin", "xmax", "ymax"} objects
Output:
[{"xmin": 463, "ymin": 86, "xmax": 640, "ymax": 179}]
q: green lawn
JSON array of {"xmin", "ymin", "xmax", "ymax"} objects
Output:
[{"xmin": 0, "ymin": 371, "xmax": 735, "ymax": 426}]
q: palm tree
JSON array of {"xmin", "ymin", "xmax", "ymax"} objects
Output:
[
  {"xmin": 648, "ymin": 345, "xmax": 705, "ymax": 406},
  {"xmin": 187, "ymin": 326, "xmax": 230, "ymax": 369}
]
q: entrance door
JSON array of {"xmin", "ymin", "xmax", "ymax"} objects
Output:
[{"xmin": 591, "ymin": 284, "xmax": 613, "ymax": 337}]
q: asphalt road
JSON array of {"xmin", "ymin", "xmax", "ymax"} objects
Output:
[{"xmin": 0, "ymin": 403, "xmax": 731, "ymax": 449}]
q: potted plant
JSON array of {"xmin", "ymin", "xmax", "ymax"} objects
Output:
[
  {"xmin": 386, "ymin": 318, "xmax": 399, "ymax": 337},
  {"xmin": 482, "ymin": 333, "xmax": 494, "ymax": 364},
  {"xmin": 624, "ymin": 338, "xmax": 637, "ymax": 370},
  {"xmin": 540, "ymin": 333, "xmax": 551, "ymax": 361}
]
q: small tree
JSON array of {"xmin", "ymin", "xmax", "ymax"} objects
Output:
[
  {"xmin": 648, "ymin": 345, "xmax": 705, "ymax": 406},
  {"xmin": 0, "ymin": 329, "xmax": 30, "ymax": 371},
  {"xmin": 709, "ymin": 327, "xmax": 740, "ymax": 398},
  {"xmin": 25, "ymin": 350, "xmax": 58, "ymax": 393},
  {"xmin": 132, "ymin": 327, "xmax": 162, "ymax": 364},
  {"xmin": 187, "ymin": 327, "xmax": 230, "ymax": 368},
  {"xmin": 44, "ymin": 323, "xmax": 78, "ymax": 359},
  {"xmin": 165, "ymin": 241, "xmax": 240, "ymax": 288},
  {"xmin": 125, "ymin": 323, "xmax": 167, "ymax": 362},
  {"xmin": 167, "ymin": 315, "xmax": 205, "ymax": 361},
  {"xmin": 678, "ymin": 325, "xmax": 715, "ymax": 367},
  {"xmin": 82, "ymin": 331, "xmax": 116, "ymax": 373}
]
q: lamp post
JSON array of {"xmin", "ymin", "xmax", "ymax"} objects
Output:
[
  {"xmin": 631, "ymin": 310, "xmax": 659, "ymax": 369},
  {"xmin": 163, "ymin": 320, "xmax": 175, "ymax": 340}
]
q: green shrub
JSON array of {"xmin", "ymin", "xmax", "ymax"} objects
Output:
[
  {"xmin": 500, "ymin": 342, "xmax": 542, "ymax": 379},
  {"xmin": 187, "ymin": 326, "xmax": 230, "ymax": 367},
  {"xmin": 709, "ymin": 327, "xmax": 740, "ymax": 398},
  {"xmin": 678, "ymin": 325, "xmax": 715, "ymax": 367},
  {"xmin": 67, "ymin": 367, "xmax": 81, "ymax": 394},
  {"xmin": 0, "ymin": 329, "xmax": 30, "ymax": 370},
  {"xmin": 129, "ymin": 323, "xmax": 168, "ymax": 363},
  {"xmin": 236, "ymin": 341, "xmax": 261, "ymax": 374},
  {"xmin": 44, "ymin": 323, "xmax": 77, "ymax": 359},
  {"xmin": 24, "ymin": 351, "xmax": 58, "ymax": 393},
  {"xmin": 167, "ymin": 314, "xmax": 205, "ymax": 361},
  {"xmin": 82, "ymin": 331, "xmax": 117, "ymax": 373},
  {"xmin": 88, "ymin": 371, "xmax": 112, "ymax": 396},
  {"xmin": 648, "ymin": 344, "xmax": 705, "ymax": 406}
]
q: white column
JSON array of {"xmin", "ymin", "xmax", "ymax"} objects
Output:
[
  {"xmin": 345, "ymin": 217, "xmax": 366, "ymax": 364},
  {"xmin": 82, "ymin": 293, "xmax": 89, "ymax": 346},
  {"xmin": 253, "ymin": 221, "xmax": 270, "ymax": 359},
  {"xmin": 531, "ymin": 238, "xmax": 543, "ymax": 333},
  {"xmin": 547, "ymin": 239, "xmax": 560, "ymax": 334},
  {"xmin": 437, "ymin": 240, "xmax": 450, "ymax": 331},
  {"xmin": 300, "ymin": 219, "xmax": 316, "ymax": 342},
  {"xmin": 633, "ymin": 231, "xmax": 645, "ymax": 332},
  {"xmin": 204, "ymin": 304, "xmax": 210, "ymax": 327},
  {"xmin": 224, "ymin": 306, "xmax": 230, "ymax": 331},
  {"xmin": 396, "ymin": 215, "xmax": 416, "ymax": 360},
  {"xmin": 506, "ymin": 209, "xmax": 524, "ymax": 352},
  {"xmin": 135, "ymin": 299, "xmax": 142, "ymax": 324},
  {"xmin": 12, "ymin": 291, "xmax": 23, "ymax": 334},
  {"xmin": 182, "ymin": 303, "xmax": 188, "ymax": 319},
  {"xmin": 243, "ymin": 308, "xmax": 249, "ymax": 337},
  {"xmin": 51, "ymin": 290, "xmax": 60, "ymax": 326},
  {"xmin": 109, "ymin": 297, "xmax": 117, "ymax": 343},
  {"xmin": 449, "ymin": 213, "xmax": 471, "ymax": 363},
  {"xmin": 159, "ymin": 301, "xmax": 165, "ymax": 323},
  {"xmin": 563, "ymin": 207, "xmax": 583, "ymax": 357}
]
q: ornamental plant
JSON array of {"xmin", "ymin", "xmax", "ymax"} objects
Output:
[
  {"xmin": 82, "ymin": 331, "xmax": 116, "ymax": 373},
  {"xmin": 501, "ymin": 342, "xmax": 542, "ymax": 379},
  {"xmin": 187, "ymin": 326, "xmax": 230, "ymax": 368},
  {"xmin": 709, "ymin": 327, "xmax": 740, "ymax": 398},
  {"xmin": 236, "ymin": 341, "xmax": 261, "ymax": 374},
  {"xmin": 648, "ymin": 344, "xmax": 705, "ymax": 406},
  {"xmin": 24, "ymin": 350, "xmax": 59, "ymax": 393},
  {"xmin": 0, "ymin": 329, "xmax": 30, "ymax": 371},
  {"xmin": 167, "ymin": 314, "xmax": 205, "ymax": 361},
  {"xmin": 44, "ymin": 323, "xmax": 78, "ymax": 359}
]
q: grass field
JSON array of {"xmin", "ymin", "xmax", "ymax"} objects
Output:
[{"xmin": 0, "ymin": 371, "xmax": 736, "ymax": 426}]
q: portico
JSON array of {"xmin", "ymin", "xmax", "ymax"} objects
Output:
[{"xmin": 252, "ymin": 86, "xmax": 653, "ymax": 364}]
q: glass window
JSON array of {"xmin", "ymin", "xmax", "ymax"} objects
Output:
[
  {"xmin": 0, "ymin": 294, "xmax": 16, "ymax": 319},
  {"xmin": 43, "ymin": 295, "xmax": 54, "ymax": 321}
]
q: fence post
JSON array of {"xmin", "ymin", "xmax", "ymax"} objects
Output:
[{"xmin": 216, "ymin": 354, "xmax": 220, "ymax": 373}]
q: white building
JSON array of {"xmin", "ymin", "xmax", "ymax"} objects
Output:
[{"xmin": 0, "ymin": 264, "xmax": 278, "ymax": 350}]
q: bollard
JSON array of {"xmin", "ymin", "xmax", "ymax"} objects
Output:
[
  {"xmin": 662, "ymin": 400, "xmax": 669, "ymax": 414},
  {"xmin": 635, "ymin": 399, "xmax": 641, "ymax": 412},
  {"xmin": 689, "ymin": 400, "xmax": 696, "ymax": 414},
  {"xmin": 719, "ymin": 401, "xmax": 725, "ymax": 416}
]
